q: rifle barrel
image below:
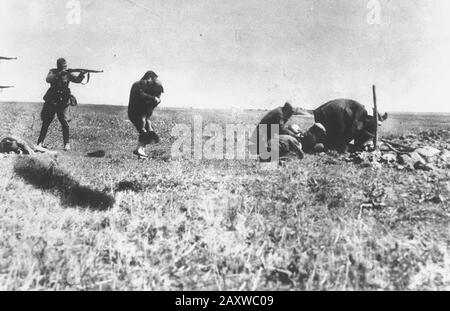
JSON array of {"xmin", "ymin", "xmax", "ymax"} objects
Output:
[
  {"xmin": 68, "ymin": 69, "xmax": 104, "ymax": 73},
  {"xmin": 0, "ymin": 57, "xmax": 17, "ymax": 60}
]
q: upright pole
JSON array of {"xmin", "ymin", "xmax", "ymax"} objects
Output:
[{"xmin": 372, "ymin": 85, "xmax": 378, "ymax": 150}]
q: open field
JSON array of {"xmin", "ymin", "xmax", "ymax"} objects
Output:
[{"xmin": 0, "ymin": 102, "xmax": 449, "ymax": 290}]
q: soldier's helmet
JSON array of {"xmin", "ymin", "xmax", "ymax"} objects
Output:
[
  {"xmin": 283, "ymin": 102, "xmax": 293, "ymax": 111},
  {"xmin": 57, "ymin": 58, "xmax": 67, "ymax": 69}
]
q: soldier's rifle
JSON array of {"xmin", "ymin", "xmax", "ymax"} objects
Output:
[
  {"xmin": 0, "ymin": 86, "xmax": 14, "ymax": 93},
  {"xmin": 67, "ymin": 68, "xmax": 104, "ymax": 84}
]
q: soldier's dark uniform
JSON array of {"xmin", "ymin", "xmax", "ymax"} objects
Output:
[
  {"xmin": 128, "ymin": 72, "xmax": 164, "ymax": 145},
  {"xmin": 253, "ymin": 102, "xmax": 297, "ymax": 157},
  {"xmin": 37, "ymin": 61, "xmax": 85, "ymax": 148}
]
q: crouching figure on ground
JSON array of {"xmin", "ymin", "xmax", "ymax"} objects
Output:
[{"xmin": 313, "ymin": 99, "xmax": 387, "ymax": 153}]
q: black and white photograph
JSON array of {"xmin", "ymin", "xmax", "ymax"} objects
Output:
[{"xmin": 0, "ymin": 0, "xmax": 449, "ymax": 292}]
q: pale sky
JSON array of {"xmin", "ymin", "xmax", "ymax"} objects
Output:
[{"xmin": 1, "ymin": 0, "xmax": 450, "ymax": 112}]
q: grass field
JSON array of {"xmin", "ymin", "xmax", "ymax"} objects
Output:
[{"xmin": 0, "ymin": 102, "xmax": 449, "ymax": 290}]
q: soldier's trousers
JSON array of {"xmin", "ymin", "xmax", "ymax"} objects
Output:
[{"xmin": 37, "ymin": 101, "xmax": 71, "ymax": 145}]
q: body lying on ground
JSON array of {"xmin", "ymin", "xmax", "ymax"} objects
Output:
[{"xmin": 0, "ymin": 137, "xmax": 58, "ymax": 155}]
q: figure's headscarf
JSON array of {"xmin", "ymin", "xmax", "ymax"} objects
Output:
[{"xmin": 141, "ymin": 71, "xmax": 158, "ymax": 80}]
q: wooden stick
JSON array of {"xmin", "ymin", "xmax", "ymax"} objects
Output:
[
  {"xmin": 372, "ymin": 85, "xmax": 378, "ymax": 150},
  {"xmin": 380, "ymin": 139, "xmax": 416, "ymax": 152},
  {"xmin": 382, "ymin": 141, "xmax": 412, "ymax": 154}
]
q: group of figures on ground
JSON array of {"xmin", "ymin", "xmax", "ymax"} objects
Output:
[
  {"xmin": 32, "ymin": 58, "xmax": 387, "ymax": 161},
  {"xmin": 255, "ymin": 99, "xmax": 388, "ymax": 162}
]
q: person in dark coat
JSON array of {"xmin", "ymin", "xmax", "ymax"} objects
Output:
[
  {"xmin": 252, "ymin": 102, "xmax": 299, "ymax": 159},
  {"xmin": 128, "ymin": 71, "xmax": 164, "ymax": 158}
]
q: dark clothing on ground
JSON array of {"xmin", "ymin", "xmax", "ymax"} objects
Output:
[
  {"xmin": 128, "ymin": 79, "xmax": 164, "ymax": 144},
  {"xmin": 38, "ymin": 69, "xmax": 84, "ymax": 145},
  {"xmin": 301, "ymin": 124, "xmax": 327, "ymax": 154},
  {"xmin": 278, "ymin": 135, "xmax": 304, "ymax": 159},
  {"xmin": 254, "ymin": 107, "xmax": 295, "ymax": 157}
]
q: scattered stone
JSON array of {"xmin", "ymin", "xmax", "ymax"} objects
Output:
[
  {"xmin": 405, "ymin": 134, "xmax": 418, "ymax": 139},
  {"xmin": 410, "ymin": 152, "xmax": 425, "ymax": 165},
  {"xmin": 415, "ymin": 146, "xmax": 441, "ymax": 159},
  {"xmin": 381, "ymin": 153, "xmax": 397, "ymax": 163},
  {"xmin": 440, "ymin": 150, "xmax": 450, "ymax": 162},
  {"xmin": 314, "ymin": 143, "xmax": 325, "ymax": 153},
  {"xmin": 379, "ymin": 144, "xmax": 391, "ymax": 152},
  {"xmin": 350, "ymin": 152, "xmax": 371, "ymax": 164},
  {"xmin": 414, "ymin": 161, "xmax": 434, "ymax": 171},
  {"xmin": 398, "ymin": 154, "xmax": 413, "ymax": 166},
  {"xmin": 317, "ymin": 133, "xmax": 447, "ymax": 172},
  {"xmin": 426, "ymin": 194, "xmax": 445, "ymax": 204}
]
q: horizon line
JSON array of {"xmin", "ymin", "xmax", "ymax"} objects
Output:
[{"xmin": 1, "ymin": 101, "xmax": 449, "ymax": 115}]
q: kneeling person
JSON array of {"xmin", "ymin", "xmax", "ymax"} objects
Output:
[{"xmin": 254, "ymin": 102, "xmax": 299, "ymax": 159}]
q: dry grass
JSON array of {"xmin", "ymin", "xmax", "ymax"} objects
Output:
[{"xmin": 0, "ymin": 102, "xmax": 449, "ymax": 290}]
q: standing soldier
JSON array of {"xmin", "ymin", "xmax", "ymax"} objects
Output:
[
  {"xmin": 128, "ymin": 71, "xmax": 164, "ymax": 159},
  {"xmin": 37, "ymin": 58, "xmax": 85, "ymax": 151}
]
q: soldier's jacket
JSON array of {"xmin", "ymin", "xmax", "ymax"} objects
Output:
[
  {"xmin": 256, "ymin": 107, "xmax": 296, "ymax": 146},
  {"xmin": 260, "ymin": 107, "xmax": 289, "ymax": 132},
  {"xmin": 43, "ymin": 69, "xmax": 84, "ymax": 106}
]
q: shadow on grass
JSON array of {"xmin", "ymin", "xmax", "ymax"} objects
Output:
[
  {"xmin": 14, "ymin": 156, "xmax": 115, "ymax": 211},
  {"xmin": 115, "ymin": 180, "xmax": 144, "ymax": 193}
]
